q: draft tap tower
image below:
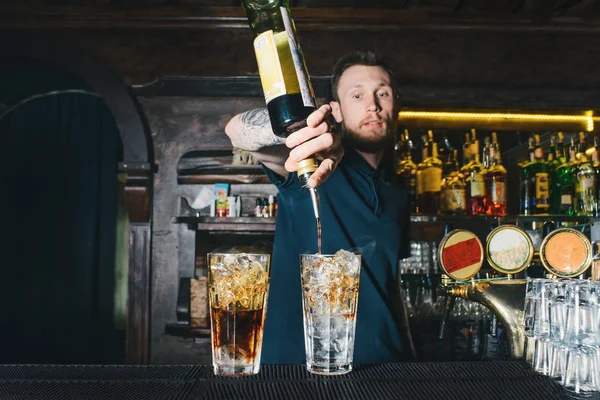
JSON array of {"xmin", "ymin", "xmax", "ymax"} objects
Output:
[
  {"xmin": 438, "ymin": 225, "xmax": 534, "ymax": 359},
  {"xmin": 438, "ymin": 225, "xmax": 593, "ymax": 360}
]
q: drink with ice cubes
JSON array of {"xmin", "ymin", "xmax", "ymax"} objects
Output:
[
  {"xmin": 300, "ymin": 250, "xmax": 361, "ymax": 375},
  {"xmin": 208, "ymin": 252, "xmax": 270, "ymax": 376}
]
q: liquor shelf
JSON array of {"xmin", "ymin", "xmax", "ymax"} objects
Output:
[{"xmin": 172, "ymin": 216, "xmax": 276, "ymax": 233}]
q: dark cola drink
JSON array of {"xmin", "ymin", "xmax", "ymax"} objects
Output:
[
  {"xmin": 211, "ymin": 307, "xmax": 266, "ymax": 375},
  {"xmin": 208, "ymin": 253, "xmax": 270, "ymax": 376}
]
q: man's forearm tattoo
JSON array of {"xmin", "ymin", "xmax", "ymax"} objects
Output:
[{"xmin": 234, "ymin": 108, "xmax": 285, "ymax": 150}]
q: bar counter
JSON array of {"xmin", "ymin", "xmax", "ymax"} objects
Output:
[{"xmin": 0, "ymin": 361, "xmax": 591, "ymax": 399}]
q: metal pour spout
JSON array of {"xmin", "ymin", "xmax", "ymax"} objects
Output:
[{"xmin": 308, "ymin": 187, "xmax": 320, "ymax": 219}]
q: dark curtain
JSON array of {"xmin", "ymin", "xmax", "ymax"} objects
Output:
[{"xmin": 0, "ymin": 91, "xmax": 122, "ymax": 364}]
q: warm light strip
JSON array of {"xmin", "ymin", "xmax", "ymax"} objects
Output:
[{"xmin": 398, "ymin": 111, "xmax": 595, "ymax": 131}]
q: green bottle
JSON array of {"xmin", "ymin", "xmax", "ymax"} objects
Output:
[
  {"xmin": 552, "ymin": 136, "xmax": 575, "ymax": 215},
  {"xmin": 243, "ymin": 0, "xmax": 318, "ymax": 186},
  {"xmin": 519, "ymin": 137, "xmax": 536, "ymax": 215}
]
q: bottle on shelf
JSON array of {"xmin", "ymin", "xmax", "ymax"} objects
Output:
[
  {"xmin": 533, "ymin": 133, "xmax": 551, "ymax": 214},
  {"xmin": 440, "ymin": 149, "xmax": 467, "ymax": 215},
  {"xmin": 573, "ymin": 134, "xmax": 597, "ymax": 216},
  {"xmin": 465, "ymin": 138, "xmax": 486, "ymax": 215},
  {"xmin": 460, "ymin": 132, "xmax": 472, "ymax": 177},
  {"xmin": 592, "ymin": 136, "xmax": 600, "ymax": 216},
  {"xmin": 482, "ymin": 136, "xmax": 491, "ymax": 169},
  {"xmin": 519, "ymin": 136, "xmax": 536, "ymax": 215},
  {"xmin": 396, "ymin": 129, "xmax": 418, "ymax": 213},
  {"xmin": 552, "ymin": 134, "xmax": 575, "ymax": 215},
  {"xmin": 415, "ymin": 134, "xmax": 429, "ymax": 214},
  {"xmin": 438, "ymin": 131, "xmax": 453, "ymax": 163},
  {"xmin": 520, "ymin": 133, "xmax": 550, "ymax": 215},
  {"xmin": 418, "ymin": 141, "xmax": 443, "ymax": 214},
  {"xmin": 578, "ymin": 131, "xmax": 589, "ymax": 156},
  {"xmin": 547, "ymin": 135, "xmax": 560, "ymax": 172},
  {"xmin": 485, "ymin": 132, "xmax": 507, "ymax": 216},
  {"xmin": 556, "ymin": 132, "xmax": 567, "ymax": 164}
]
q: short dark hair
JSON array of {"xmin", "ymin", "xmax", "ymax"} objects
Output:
[{"xmin": 330, "ymin": 50, "xmax": 398, "ymax": 102}]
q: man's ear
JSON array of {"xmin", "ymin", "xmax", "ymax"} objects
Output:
[{"xmin": 330, "ymin": 101, "xmax": 342, "ymax": 123}]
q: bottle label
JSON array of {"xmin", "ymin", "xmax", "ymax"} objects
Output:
[
  {"xmin": 582, "ymin": 176, "xmax": 595, "ymax": 190},
  {"xmin": 561, "ymin": 194, "xmax": 572, "ymax": 205},
  {"xmin": 575, "ymin": 175, "xmax": 594, "ymax": 192},
  {"xmin": 491, "ymin": 181, "xmax": 506, "ymax": 203},
  {"xmin": 422, "ymin": 168, "xmax": 442, "ymax": 193},
  {"xmin": 442, "ymin": 187, "xmax": 466, "ymax": 211},
  {"xmin": 470, "ymin": 174, "xmax": 485, "ymax": 197},
  {"xmin": 253, "ymin": 10, "xmax": 315, "ymax": 107},
  {"xmin": 416, "ymin": 171, "xmax": 423, "ymax": 195},
  {"xmin": 535, "ymin": 172, "xmax": 549, "ymax": 203}
]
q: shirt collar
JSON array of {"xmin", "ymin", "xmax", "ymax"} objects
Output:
[{"xmin": 343, "ymin": 147, "xmax": 392, "ymax": 180}]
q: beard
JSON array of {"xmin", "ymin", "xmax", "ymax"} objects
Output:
[{"xmin": 340, "ymin": 120, "xmax": 396, "ymax": 153}]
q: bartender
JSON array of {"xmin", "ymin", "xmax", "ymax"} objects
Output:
[{"xmin": 224, "ymin": 50, "xmax": 414, "ymax": 363}]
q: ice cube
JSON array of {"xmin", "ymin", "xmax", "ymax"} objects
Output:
[
  {"xmin": 333, "ymin": 249, "xmax": 360, "ymax": 276},
  {"xmin": 236, "ymin": 254, "xmax": 253, "ymax": 269},
  {"xmin": 210, "ymin": 261, "xmax": 230, "ymax": 281}
]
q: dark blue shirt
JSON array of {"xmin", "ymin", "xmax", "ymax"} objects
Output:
[{"xmin": 261, "ymin": 148, "xmax": 411, "ymax": 364}]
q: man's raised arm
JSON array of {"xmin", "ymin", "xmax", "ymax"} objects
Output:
[{"xmin": 225, "ymin": 108, "xmax": 289, "ymax": 178}]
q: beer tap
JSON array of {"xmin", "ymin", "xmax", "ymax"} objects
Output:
[{"xmin": 437, "ymin": 225, "xmax": 534, "ymax": 359}]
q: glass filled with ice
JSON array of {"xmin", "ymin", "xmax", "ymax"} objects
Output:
[
  {"xmin": 300, "ymin": 250, "xmax": 361, "ymax": 375},
  {"xmin": 207, "ymin": 252, "xmax": 271, "ymax": 376}
]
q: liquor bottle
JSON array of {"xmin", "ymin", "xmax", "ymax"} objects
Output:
[
  {"xmin": 419, "ymin": 142, "xmax": 443, "ymax": 214},
  {"xmin": 396, "ymin": 129, "xmax": 418, "ymax": 213},
  {"xmin": 442, "ymin": 148, "xmax": 456, "ymax": 178},
  {"xmin": 578, "ymin": 131, "xmax": 589, "ymax": 156},
  {"xmin": 551, "ymin": 135, "xmax": 575, "ymax": 215},
  {"xmin": 574, "ymin": 143, "xmax": 597, "ymax": 216},
  {"xmin": 415, "ymin": 134, "xmax": 429, "ymax": 214},
  {"xmin": 592, "ymin": 136, "xmax": 600, "ymax": 216},
  {"xmin": 547, "ymin": 135, "xmax": 559, "ymax": 170},
  {"xmin": 531, "ymin": 134, "xmax": 550, "ymax": 214},
  {"xmin": 482, "ymin": 136, "xmax": 491, "ymax": 169},
  {"xmin": 466, "ymin": 139, "xmax": 486, "ymax": 215},
  {"xmin": 438, "ymin": 132, "xmax": 453, "ymax": 163},
  {"xmin": 243, "ymin": 0, "xmax": 320, "ymax": 218},
  {"xmin": 556, "ymin": 132, "xmax": 566, "ymax": 163},
  {"xmin": 460, "ymin": 132, "xmax": 471, "ymax": 177},
  {"xmin": 485, "ymin": 133, "xmax": 507, "ymax": 216},
  {"xmin": 519, "ymin": 136, "xmax": 536, "ymax": 215},
  {"xmin": 440, "ymin": 149, "xmax": 467, "ymax": 215}
]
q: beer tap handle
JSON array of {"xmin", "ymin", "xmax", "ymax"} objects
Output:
[{"xmin": 438, "ymin": 295, "xmax": 455, "ymax": 340}]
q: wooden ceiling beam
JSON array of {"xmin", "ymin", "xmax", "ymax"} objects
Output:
[{"xmin": 0, "ymin": 4, "xmax": 600, "ymax": 29}]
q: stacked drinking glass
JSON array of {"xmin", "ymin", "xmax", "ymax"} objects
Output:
[{"xmin": 524, "ymin": 278, "xmax": 600, "ymax": 394}]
